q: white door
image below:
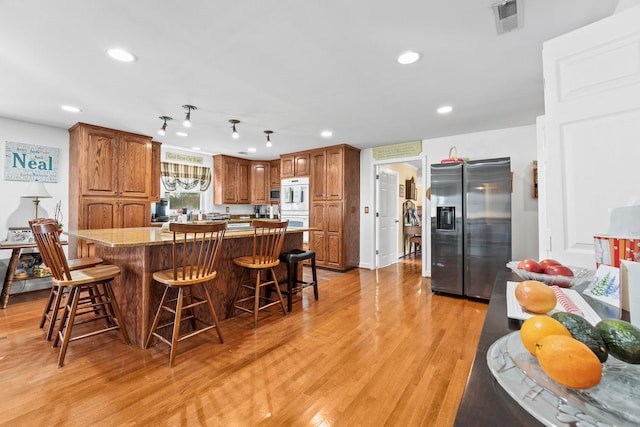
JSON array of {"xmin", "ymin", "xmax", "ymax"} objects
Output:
[
  {"xmin": 540, "ymin": 6, "xmax": 640, "ymax": 268},
  {"xmin": 376, "ymin": 167, "xmax": 399, "ymax": 268}
]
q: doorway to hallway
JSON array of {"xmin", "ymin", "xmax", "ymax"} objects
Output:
[{"xmin": 374, "ymin": 157, "xmax": 427, "ymax": 276}]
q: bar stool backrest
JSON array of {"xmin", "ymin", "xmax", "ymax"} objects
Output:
[
  {"xmin": 30, "ymin": 220, "xmax": 72, "ymax": 281},
  {"xmin": 169, "ymin": 222, "xmax": 227, "ymax": 282},
  {"xmin": 249, "ymin": 220, "xmax": 288, "ymax": 266}
]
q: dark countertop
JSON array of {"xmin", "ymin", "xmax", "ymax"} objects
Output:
[{"xmin": 454, "ymin": 270, "xmax": 624, "ymax": 426}]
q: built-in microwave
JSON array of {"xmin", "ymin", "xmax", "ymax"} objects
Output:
[{"xmin": 269, "ymin": 188, "xmax": 280, "ymax": 203}]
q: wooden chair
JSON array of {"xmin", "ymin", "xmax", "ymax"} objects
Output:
[
  {"xmin": 232, "ymin": 219, "xmax": 288, "ymax": 329},
  {"xmin": 29, "ymin": 218, "xmax": 103, "ymax": 341},
  {"xmin": 145, "ymin": 222, "xmax": 226, "ymax": 367},
  {"xmin": 409, "ymin": 235, "xmax": 422, "ymax": 255},
  {"xmin": 30, "ymin": 221, "xmax": 129, "ymax": 367}
]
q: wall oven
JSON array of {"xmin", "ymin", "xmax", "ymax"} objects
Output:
[{"xmin": 280, "ymin": 177, "xmax": 309, "ymax": 243}]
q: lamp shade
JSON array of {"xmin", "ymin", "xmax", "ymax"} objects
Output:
[{"xmin": 21, "ymin": 181, "xmax": 52, "ymax": 199}]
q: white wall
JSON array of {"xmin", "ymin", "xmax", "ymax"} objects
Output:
[
  {"xmin": 0, "ymin": 117, "xmax": 69, "ymax": 265},
  {"xmin": 359, "ymin": 124, "xmax": 539, "ymax": 274},
  {"xmin": 0, "ymin": 118, "xmax": 69, "ymax": 232}
]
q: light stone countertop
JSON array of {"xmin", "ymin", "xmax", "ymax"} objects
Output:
[{"xmin": 65, "ymin": 225, "xmax": 308, "ymax": 248}]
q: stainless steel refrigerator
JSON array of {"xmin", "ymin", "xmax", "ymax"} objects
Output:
[{"xmin": 430, "ymin": 157, "xmax": 511, "ymax": 300}]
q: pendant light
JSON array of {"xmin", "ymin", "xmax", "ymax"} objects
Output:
[
  {"xmin": 264, "ymin": 130, "xmax": 273, "ymax": 147},
  {"xmin": 182, "ymin": 105, "xmax": 197, "ymax": 128},
  {"xmin": 158, "ymin": 116, "xmax": 172, "ymax": 136},
  {"xmin": 229, "ymin": 119, "xmax": 240, "ymax": 139}
]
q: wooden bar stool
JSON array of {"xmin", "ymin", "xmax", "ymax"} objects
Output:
[
  {"xmin": 30, "ymin": 218, "xmax": 104, "ymax": 341},
  {"xmin": 145, "ymin": 222, "xmax": 226, "ymax": 367},
  {"xmin": 278, "ymin": 249, "xmax": 318, "ymax": 312},
  {"xmin": 232, "ymin": 219, "xmax": 288, "ymax": 329},
  {"xmin": 30, "ymin": 221, "xmax": 129, "ymax": 367}
]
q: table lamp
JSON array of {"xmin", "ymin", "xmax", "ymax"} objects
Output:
[{"xmin": 21, "ymin": 180, "xmax": 52, "ymax": 219}]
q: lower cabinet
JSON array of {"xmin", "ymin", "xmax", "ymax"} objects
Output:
[
  {"xmin": 310, "ymin": 201, "xmax": 343, "ymax": 269},
  {"xmin": 79, "ymin": 198, "xmax": 149, "ymax": 256}
]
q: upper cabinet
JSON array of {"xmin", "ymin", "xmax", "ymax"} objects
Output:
[
  {"xmin": 310, "ymin": 146, "xmax": 344, "ymax": 201},
  {"xmin": 213, "ymin": 155, "xmax": 251, "ymax": 204},
  {"xmin": 269, "ymin": 159, "xmax": 281, "ymax": 188},
  {"xmin": 70, "ymin": 123, "xmax": 153, "ymax": 199},
  {"xmin": 250, "ymin": 161, "xmax": 270, "ymax": 205},
  {"xmin": 281, "ymin": 152, "xmax": 310, "ymax": 178}
]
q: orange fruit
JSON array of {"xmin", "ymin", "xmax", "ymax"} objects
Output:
[
  {"xmin": 520, "ymin": 314, "xmax": 571, "ymax": 355},
  {"xmin": 536, "ymin": 334, "xmax": 602, "ymax": 389},
  {"xmin": 515, "ymin": 280, "xmax": 557, "ymax": 313}
]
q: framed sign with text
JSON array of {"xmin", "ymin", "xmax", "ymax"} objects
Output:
[{"xmin": 4, "ymin": 141, "xmax": 59, "ymax": 182}]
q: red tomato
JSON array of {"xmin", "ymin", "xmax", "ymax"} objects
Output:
[
  {"xmin": 539, "ymin": 259, "xmax": 561, "ymax": 270},
  {"xmin": 517, "ymin": 259, "xmax": 544, "ymax": 273},
  {"xmin": 544, "ymin": 264, "xmax": 574, "ymax": 277}
]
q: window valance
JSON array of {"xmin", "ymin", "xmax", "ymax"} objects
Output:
[{"xmin": 160, "ymin": 162, "xmax": 211, "ymax": 191}]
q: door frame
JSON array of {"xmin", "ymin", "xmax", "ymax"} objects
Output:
[{"xmin": 373, "ymin": 154, "xmax": 428, "ymax": 276}]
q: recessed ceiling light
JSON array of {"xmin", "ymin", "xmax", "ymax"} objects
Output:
[
  {"xmin": 60, "ymin": 105, "xmax": 81, "ymax": 113},
  {"xmin": 321, "ymin": 130, "xmax": 333, "ymax": 138},
  {"xmin": 437, "ymin": 105, "xmax": 453, "ymax": 114},
  {"xmin": 397, "ymin": 51, "xmax": 420, "ymax": 65},
  {"xmin": 247, "ymin": 147, "xmax": 257, "ymax": 153},
  {"xmin": 106, "ymin": 47, "xmax": 137, "ymax": 63},
  {"xmin": 191, "ymin": 147, "xmax": 201, "ymax": 151},
  {"xmin": 176, "ymin": 131, "xmax": 188, "ymax": 137}
]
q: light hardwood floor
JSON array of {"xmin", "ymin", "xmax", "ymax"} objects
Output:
[{"xmin": 0, "ymin": 255, "xmax": 487, "ymax": 426}]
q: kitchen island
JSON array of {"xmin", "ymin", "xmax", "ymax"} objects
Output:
[{"xmin": 66, "ymin": 225, "xmax": 305, "ymax": 347}]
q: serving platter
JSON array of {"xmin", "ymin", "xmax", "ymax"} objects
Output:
[
  {"xmin": 487, "ymin": 331, "xmax": 640, "ymax": 427},
  {"xmin": 505, "ymin": 281, "xmax": 601, "ymax": 325}
]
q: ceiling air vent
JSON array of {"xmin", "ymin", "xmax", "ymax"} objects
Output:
[{"xmin": 492, "ymin": 0, "xmax": 523, "ymax": 34}]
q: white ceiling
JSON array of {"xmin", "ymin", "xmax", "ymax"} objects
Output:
[{"xmin": 0, "ymin": 1, "xmax": 618, "ymax": 159}]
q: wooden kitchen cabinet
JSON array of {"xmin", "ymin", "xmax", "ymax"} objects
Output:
[
  {"xmin": 310, "ymin": 146, "xmax": 345, "ymax": 201},
  {"xmin": 270, "ymin": 159, "xmax": 281, "ymax": 188},
  {"xmin": 214, "ymin": 155, "xmax": 251, "ymax": 204},
  {"xmin": 70, "ymin": 124, "xmax": 153, "ymax": 198},
  {"xmin": 77, "ymin": 198, "xmax": 150, "ymax": 256},
  {"xmin": 281, "ymin": 152, "xmax": 310, "ymax": 178},
  {"xmin": 308, "ymin": 144, "xmax": 360, "ymax": 270},
  {"xmin": 82, "ymin": 198, "xmax": 150, "ymax": 229},
  {"xmin": 69, "ymin": 123, "xmax": 157, "ymax": 257},
  {"xmin": 251, "ymin": 161, "xmax": 270, "ymax": 205},
  {"xmin": 311, "ymin": 201, "xmax": 343, "ymax": 269},
  {"xmin": 150, "ymin": 141, "xmax": 162, "ymax": 202}
]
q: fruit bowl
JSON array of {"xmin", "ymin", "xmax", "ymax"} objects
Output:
[
  {"xmin": 507, "ymin": 261, "xmax": 594, "ymax": 288},
  {"xmin": 506, "ymin": 330, "xmax": 640, "ymax": 425}
]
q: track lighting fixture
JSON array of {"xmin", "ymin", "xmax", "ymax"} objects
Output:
[
  {"xmin": 182, "ymin": 105, "xmax": 197, "ymax": 128},
  {"xmin": 264, "ymin": 130, "xmax": 273, "ymax": 147},
  {"xmin": 229, "ymin": 119, "xmax": 240, "ymax": 139},
  {"xmin": 158, "ymin": 116, "xmax": 172, "ymax": 136}
]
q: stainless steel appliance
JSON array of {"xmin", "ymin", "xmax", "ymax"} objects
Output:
[
  {"xmin": 269, "ymin": 187, "xmax": 280, "ymax": 203},
  {"xmin": 151, "ymin": 198, "xmax": 169, "ymax": 222},
  {"xmin": 430, "ymin": 157, "xmax": 511, "ymax": 299},
  {"xmin": 280, "ymin": 177, "xmax": 309, "ymax": 243}
]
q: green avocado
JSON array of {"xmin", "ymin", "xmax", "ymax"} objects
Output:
[
  {"xmin": 596, "ymin": 319, "xmax": 640, "ymax": 364},
  {"xmin": 551, "ymin": 312, "xmax": 608, "ymax": 363}
]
